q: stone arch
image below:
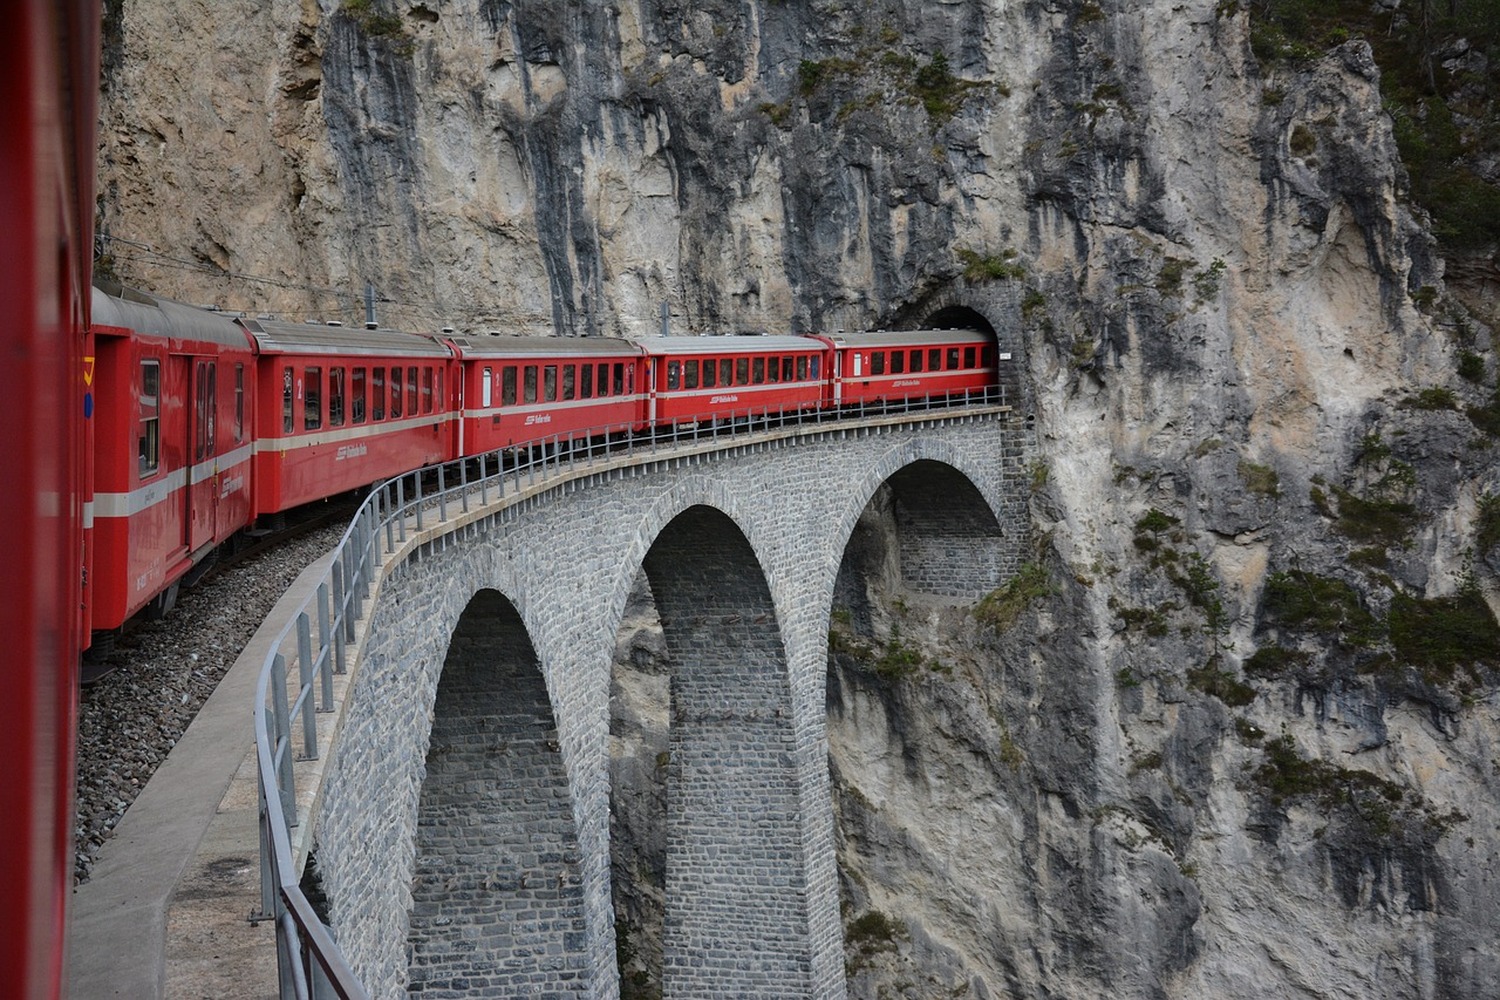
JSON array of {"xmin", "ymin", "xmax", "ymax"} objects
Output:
[
  {"xmin": 405, "ymin": 587, "xmax": 588, "ymax": 996},
  {"xmin": 606, "ymin": 494, "xmax": 814, "ymax": 998},
  {"xmin": 830, "ymin": 440, "xmax": 1011, "ymax": 604},
  {"xmin": 895, "ymin": 287, "xmax": 1027, "ymax": 413}
]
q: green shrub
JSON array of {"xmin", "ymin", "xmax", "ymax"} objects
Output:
[
  {"xmin": 957, "ymin": 247, "xmax": 1025, "ymax": 281},
  {"xmin": 975, "ymin": 563, "xmax": 1053, "ymax": 631},
  {"xmin": 1389, "ymin": 586, "xmax": 1500, "ymax": 686},
  {"xmin": 1261, "ymin": 570, "xmax": 1380, "ymax": 645},
  {"xmin": 1188, "ymin": 663, "xmax": 1257, "ymax": 706},
  {"xmin": 1238, "ymin": 460, "xmax": 1280, "ymax": 496}
]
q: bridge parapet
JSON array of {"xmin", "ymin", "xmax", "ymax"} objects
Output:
[{"xmin": 253, "ymin": 394, "xmax": 1027, "ymax": 1000}]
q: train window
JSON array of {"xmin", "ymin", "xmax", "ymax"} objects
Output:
[
  {"xmin": 666, "ymin": 361, "xmax": 680, "ymax": 391},
  {"xmin": 797, "ymin": 356, "xmax": 809, "ymax": 380},
  {"xmin": 810, "ymin": 356, "xmax": 820, "ymax": 379},
  {"xmin": 437, "ymin": 370, "xmax": 443, "ymax": 411},
  {"xmin": 390, "ymin": 368, "xmax": 403, "ymax": 419},
  {"xmin": 482, "ymin": 367, "xmax": 493, "ymax": 408},
  {"xmin": 581, "ymin": 364, "xmax": 594, "ymax": 398},
  {"xmin": 544, "ymin": 365, "xmax": 557, "ymax": 402},
  {"xmin": 502, "ymin": 367, "xmax": 517, "ymax": 405},
  {"xmin": 871, "ymin": 352, "xmax": 885, "ymax": 376},
  {"xmin": 910, "ymin": 350, "xmax": 923, "ymax": 373},
  {"xmin": 282, "ymin": 366, "xmax": 294, "ymax": 433},
  {"xmin": 524, "ymin": 366, "xmax": 537, "ymax": 404},
  {"xmin": 329, "ymin": 367, "xmax": 346, "ymax": 427},
  {"xmin": 352, "ymin": 368, "xmax": 366, "ymax": 424},
  {"xmin": 928, "ymin": 348, "xmax": 941, "ymax": 371},
  {"xmin": 613, "ymin": 363, "xmax": 625, "ymax": 395},
  {"xmin": 407, "ymin": 367, "xmax": 419, "ymax": 416},
  {"xmin": 782, "ymin": 357, "xmax": 794, "ymax": 381},
  {"xmin": 964, "ymin": 347, "xmax": 976, "ymax": 369},
  {"xmin": 684, "ymin": 360, "xmax": 699, "ymax": 389},
  {"xmin": 891, "ymin": 351, "xmax": 905, "ymax": 374},
  {"xmin": 947, "ymin": 347, "xmax": 960, "ymax": 370},
  {"xmin": 421, "ymin": 367, "xmax": 433, "ymax": 415},
  {"xmin": 720, "ymin": 359, "xmax": 732, "ymax": 386},
  {"xmin": 752, "ymin": 357, "xmax": 765, "ymax": 383},
  {"xmin": 702, "ymin": 359, "xmax": 716, "ymax": 388},
  {"xmin": 982, "ymin": 345, "xmax": 995, "ymax": 367},
  {"xmin": 736, "ymin": 358, "xmax": 749, "ymax": 384},
  {"xmin": 766, "ymin": 358, "xmax": 779, "ymax": 383},
  {"xmin": 235, "ymin": 364, "xmax": 246, "ymax": 441},
  {"xmin": 139, "ymin": 360, "xmax": 161, "ymax": 477},
  {"xmin": 372, "ymin": 368, "xmax": 386, "ymax": 421},
  {"xmin": 305, "ymin": 367, "xmax": 323, "ymax": 430},
  {"xmin": 562, "ymin": 365, "xmax": 576, "ymax": 401}
]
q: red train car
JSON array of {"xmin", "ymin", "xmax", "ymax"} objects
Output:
[
  {"xmin": 242, "ymin": 318, "xmax": 455, "ymax": 514},
  {"xmin": 89, "ymin": 284, "xmax": 257, "ymax": 631},
  {"xmin": 827, "ymin": 328, "xmax": 996, "ymax": 407},
  {"xmin": 635, "ymin": 335, "xmax": 830, "ymax": 427},
  {"xmin": 0, "ymin": 1, "xmax": 98, "ymax": 996},
  {"xmin": 448, "ymin": 335, "xmax": 647, "ymax": 452}
]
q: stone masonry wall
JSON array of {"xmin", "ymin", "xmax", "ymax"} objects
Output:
[
  {"xmin": 644, "ymin": 506, "xmax": 810, "ymax": 997},
  {"xmin": 405, "ymin": 590, "xmax": 589, "ymax": 997},
  {"xmin": 311, "ymin": 412, "xmax": 1028, "ymax": 999}
]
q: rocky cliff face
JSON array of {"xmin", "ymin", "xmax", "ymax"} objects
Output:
[{"xmin": 97, "ymin": 1, "xmax": 1500, "ymax": 997}]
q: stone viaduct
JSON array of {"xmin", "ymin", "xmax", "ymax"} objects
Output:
[{"xmin": 307, "ymin": 406, "xmax": 1030, "ymax": 999}]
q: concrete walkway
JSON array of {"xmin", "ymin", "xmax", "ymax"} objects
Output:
[{"xmin": 69, "ymin": 553, "xmax": 336, "ymax": 1000}]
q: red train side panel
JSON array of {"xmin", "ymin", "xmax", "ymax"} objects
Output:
[
  {"xmin": 0, "ymin": 2, "xmax": 97, "ymax": 997},
  {"xmin": 89, "ymin": 286, "xmax": 257, "ymax": 630},
  {"xmin": 827, "ymin": 329, "xmax": 997, "ymax": 407},
  {"xmin": 449, "ymin": 335, "xmax": 647, "ymax": 452},
  {"xmin": 243, "ymin": 319, "xmax": 454, "ymax": 515},
  {"xmin": 634, "ymin": 335, "xmax": 831, "ymax": 426}
]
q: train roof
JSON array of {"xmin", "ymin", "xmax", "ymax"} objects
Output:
[
  {"xmin": 630, "ymin": 334, "xmax": 823, "ymax": 355},
  {"xmin": 239, "ymin": 317, "xmax": 452, "ymax": 357},
  {"xmin": 447, "ymin": 334, "xmax": 642, "ymax": 359},
  {"xmin": 91, "ymin": 282, "xmax": 251, "ymax": 349},
  {"xmin": 821, "ymin": 328, "xmax": 991, "ymax": 348}
]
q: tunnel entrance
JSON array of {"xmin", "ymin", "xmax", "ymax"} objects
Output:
[
  {"xmin": 923, "ymin": 304, "xmax": 998, "ymax": 339},
  {"xmin": 405, "ymin": 589, "xmax": 586, "ymax": 997}
]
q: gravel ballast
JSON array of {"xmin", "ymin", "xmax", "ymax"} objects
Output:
[{"xmin": 74, "ymin": 523, "xmax": 346, "ymax": 884}]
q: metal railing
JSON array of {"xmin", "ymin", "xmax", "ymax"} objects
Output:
[{"xmin": 251, "ymin": 386, "xmax": 1007, "ymax": 998}]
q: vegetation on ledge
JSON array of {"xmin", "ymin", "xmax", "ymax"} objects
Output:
[{"xmin": 1242, "ymin": 0, "xmax": 1500, "ymax": 257}]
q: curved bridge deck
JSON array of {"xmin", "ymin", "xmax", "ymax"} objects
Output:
[{"xmin": 257, "ymin": 400, "xmax": 1028, "ymax": 999}]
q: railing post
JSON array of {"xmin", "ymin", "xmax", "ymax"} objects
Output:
[
  {"xmin": 296, "ymin": 613, "xmax": 318, "ymax": 759},
  {"xmin": 316, "ymin": 583, "xmax": 334, "ymax": 710},
  {"xmin": 331, "ymin": 564, "xmax": 348, "ymax": 673},
  {"xmin": 415, "ymin": 472, "xmax": 425, "ymax": 532},
  {"xmin": 396, "ymin": 477, "xmax": 407, "ymax": 543},
  {"xmin": 270, "ymin": 653, "xmax": 297, "ymax": 827},
  {"xmin": 438, "ymin": 463, "xmax": 448, "ymax": 522},
  {"xmin": 257, "ymin": 778, "xmax": 275, "ymax": 918}
]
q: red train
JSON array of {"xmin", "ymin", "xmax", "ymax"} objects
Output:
[
  {"xmin": 2, "ymin": 2, "xmax": 98, "ymax": 996},
  {"xmin": 82, "ymin": 282, "xmax": 1000, "ymax": 648}
]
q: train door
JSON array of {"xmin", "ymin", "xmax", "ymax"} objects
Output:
[
  {"xmin": 187, "ymin": 358, "xmax": 217, "ymax": 555},
  {"xmin": 645, "ymin": 358, "xmax": 657, "ymax": 427}
]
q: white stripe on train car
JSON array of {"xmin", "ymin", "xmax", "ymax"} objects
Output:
[
  {"xmin": 93, "ymin": 450, "xmax": 254, "ymax": 519},
  {"xmin": 463, "ymin": 393, "xmax": 648, "ymax": 422},
  {"xmin": 252, "ymin": 411, "xmax": 460, "ymax": 455}
]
